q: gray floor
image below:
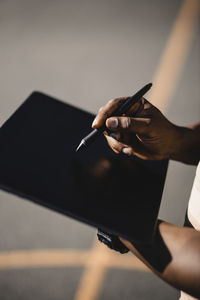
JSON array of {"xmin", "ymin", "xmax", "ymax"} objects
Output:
[
  {"xmin": 99, "ymin": 269, "xmax": 180, "ymax": 300},
  {"xmin": 0, "ymin": 0, "xmax": 199, "ymax": 299},
  {"xmin": 0, "ymin": 267, "xmax": 83, "ymax": 300}
]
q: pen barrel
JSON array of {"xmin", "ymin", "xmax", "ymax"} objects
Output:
[
  {"xmin": 83, "ymin": 128, "xmax": 103, "ymax": 147},
  {"xmin": 79, "ymin": 83, "xmax": 152, "ymax": 150},
  {"xmin": 111, "ymin": 83, "xmax": 152, "ymax": 116}
]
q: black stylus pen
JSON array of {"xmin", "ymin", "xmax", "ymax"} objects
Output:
[{"xmin": 76, "ymin": 83, "xmax": 152, "ymax": 152}]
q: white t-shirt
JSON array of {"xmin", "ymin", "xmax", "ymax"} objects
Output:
[
  {"xmin": 180, "ymin": 162, "xmax": 200, "ymax": 300},
  {"xmin": 188, "ymin": 162, "xmax": 200, "ymax": 231}
]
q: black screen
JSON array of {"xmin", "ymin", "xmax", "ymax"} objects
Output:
[{"xmin": 0, "ymin": 92, "xmax": 168, "ymax": 243}]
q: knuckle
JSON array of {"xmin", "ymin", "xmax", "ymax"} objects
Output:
[
  {"xmin": 98, "ymin": 108, "xmax": 108, "ymax": 118},
  {"xmin": 127, "ymin": 117, "xmax": 132, "ymax": 128},
  {"xmin": 122, "ymin": 117, "xmax": 131, "ymax": 129},
  {"xmin": 101, "ymin": 111, "xmax": 108, "ymax": 117},
  {"xmin": 98, "ymin": 106, "xmax": 103, "ymax": 112},
  {"xmin": 108, "ymin": 99, "xmax": 115, "ymax": 104}
]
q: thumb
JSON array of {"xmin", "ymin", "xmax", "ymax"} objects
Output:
[{"xmin": 106, "ymin": 116, "xmax": 151, "ymax": 135}]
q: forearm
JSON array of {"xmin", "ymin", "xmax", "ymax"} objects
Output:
[
  {"xmin": 171, "ymin": 123, "xmax": 200, "ymax": 165},
  {"xmin": 120, "ymin": 221, "xmax": 200, "ymax": 297}
]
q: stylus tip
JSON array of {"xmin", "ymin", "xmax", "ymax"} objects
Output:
[{"xmin": 76, "ymin": 140, "xmax": 87, "ymax": 152}]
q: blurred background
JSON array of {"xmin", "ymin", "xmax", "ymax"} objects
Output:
[{"xmin": 0, "ymin": 0, "xmax": 199, "ymax": 299}]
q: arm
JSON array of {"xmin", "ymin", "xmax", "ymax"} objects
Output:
[
  {"xmin": 120, "ymin": 221, "xmax": 200, "ymax": 298},
  {"xmin": 93, "ymin": 97, "xmax": 200, "ymax": 297},
  {"xmin": 171, "ymin": 123, "xmax": 200, "ymax": 165}
]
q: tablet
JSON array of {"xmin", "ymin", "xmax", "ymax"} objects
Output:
[{"xmin": 0, "ymin": 92, "xmax": 168, "ymax": 243}]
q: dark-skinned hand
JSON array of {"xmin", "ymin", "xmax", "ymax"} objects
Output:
[{"xmin": 92, "ymin": 97, "xmax": 180, "ymax": 160}]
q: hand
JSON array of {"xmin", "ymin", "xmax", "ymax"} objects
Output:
[{"xmin": 92, "ymin": 97, "xmax": 180, "ymax": 160}]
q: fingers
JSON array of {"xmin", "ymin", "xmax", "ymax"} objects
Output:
[
  {"xmin": 106, "ymin": 116, "xmax": 151, "ymax": 135},
  {"xmin": 92, "ymin": 97, "xmax": 130, "ymax": 129},
  {"xmin": 105, "ymin": 133, "xmax": 154, "ymax": 159},
  {"xmin": 91, "ymin": 96, "xmax": 157, "ymax": 129},
  {"xmin": 105, "ymin": 134, "xmax": 149, "ymax": 158},
  {"xmin": 105, "ymin": 135, "xmax": 131, "ymax": 155}
]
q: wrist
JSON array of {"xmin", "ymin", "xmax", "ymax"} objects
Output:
[
  {"xmin": 170, "ymin": 125, "xmax": 200, "ymax": 165},
  {"xmin": 169, "ymin": 125, "xmax": 186, "ymax": 160}
]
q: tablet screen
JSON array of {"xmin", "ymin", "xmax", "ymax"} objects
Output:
[{"xmin": 0, "ymin": 92, "xmax": 168, "ymax": 243}]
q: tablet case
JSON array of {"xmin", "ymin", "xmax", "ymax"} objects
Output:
[{"xmin": 0, "ymin": 92, "xmax": 168, "ymax": 243}]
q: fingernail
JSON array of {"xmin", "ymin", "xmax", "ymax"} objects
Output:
[
  {"xmin": 122, "ymin": 148, "xmax": 132, "ymax": 156},
  {"xmin": 92, "ymin": 119, "xmax": 97, "ymax": 127},
  {"xmin": 107, "ymin": 118, "xmax": 118, "ymax": 129}
]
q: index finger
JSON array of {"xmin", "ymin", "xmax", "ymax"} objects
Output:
[{"xmin": 92, "ymin": 97, "xmax": 129, "ymax": 129}]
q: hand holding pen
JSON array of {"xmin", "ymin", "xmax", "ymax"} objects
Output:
[
  {"xmin": 76, "ymin": 83, "xmax": 152, "ymax": 152},
  {"xmin": 89, "ymin": 85, "xmax": 182, "ymax": 161}
]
